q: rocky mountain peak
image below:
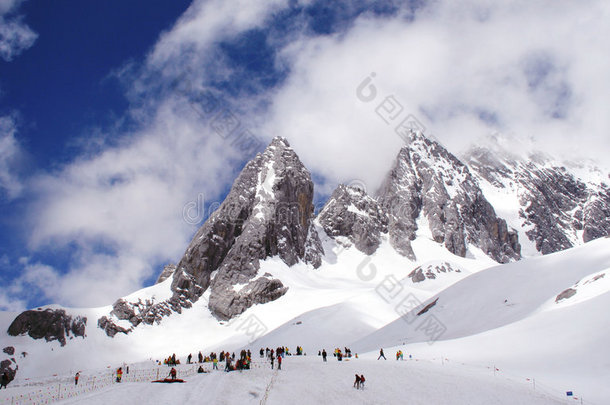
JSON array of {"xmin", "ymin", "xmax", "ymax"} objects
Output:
[
  {"xmin": 317, "ymin": 184, "xmax": 388, "ymax": 255},
  {"xmin": 464, "ymin": 145, "xmax": 610, "ymax": 254},
  {"xmin": 98, "ymin": 137, "xmax": 324, "ymax": 330},
  {"xmin": 378, "ymin": 131, "xmax": 521, "ymax": 262}
]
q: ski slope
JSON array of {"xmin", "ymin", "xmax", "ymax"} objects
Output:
[{"xmin": 32, "ymin": 356, "xmax": 563, "ymax": 405}]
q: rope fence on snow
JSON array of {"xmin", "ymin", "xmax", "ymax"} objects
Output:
[
  {"xmin": 0, "ymin": 364, "xmax": 206, "ymax": 405},
  {"xmin": 418, "ymin": 355, "xmax": 594, "ymax": 405}
]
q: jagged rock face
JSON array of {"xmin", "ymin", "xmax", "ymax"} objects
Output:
[
  {"xmin": 408, "ymin": 262, "xmax": 462, "ymax": 283},
  {"xmin": 7, "ymin": 309, "xmax": 86, "ymax": 346},
  {"xmin": 208, "ymin": 137, "xmax": 323, "ymax": 320},
  {"xmin": 378, "ymin": 132, "xmax": 521, "ymax": 263},
  {"xmin": 99, "ymin": 137, "xmax": 324, "ymax": 329},
  {"xmin": 582, "ymin": 184, "xmax": 610, "ymax": 243},
  {"xmin": 156, "ymin": 264, "xmax": 176, "ymax": 284},
  {"xmin": 467, "ymin": 147, "xmax": 610, "ymax": 254},
  {"xmin": 317, "ymin": 185, "xmax": 388, "ymax": 255}
]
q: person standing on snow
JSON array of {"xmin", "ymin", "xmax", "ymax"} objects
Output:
[
  {"xmin": 213, "ymin": 357, "xmax": 218, "ymax": 370},
  {"xmin": 187, "ymin": 353, "xmax": 192, "ymax": 364},
  {"xmin": 169, "ymin": 367, "xmax": 177, "ymax": 380},
  {"xmin": 277, "ymin": 354, "xmax": 282, "ymax": 370},
  {"xmin": 353, "ymin": 374, "xmax": 361, "ymax": 389},
  {"xmin": 360, "ymin": 375, "xmax": 366, "ymax": 389},
  {"xmin": 74, "ymin": 372, "xmax": 80, "ymax": 385},
  {"xmin": 377, "ymin": 348, "xmax": 386, "ymax": 360},
  {"xmin": 270, "ymin": 354, "xmax": 275, "ymax": 369},
  {"xmin": 322, "ymin": 349, "xmax": 327, "ymax": 362},
  {"xmin": 116, "ymin": 367, "xmax": 123, "ymax": 383}
]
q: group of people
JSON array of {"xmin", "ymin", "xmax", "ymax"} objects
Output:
[
  {"xmin": 163, "ymin": 354, "xmax": 180, "ymax": 366},
  {"xmin": 353, "ymin": 374, "xmax": 366, "ymax": 389},
  {"xmin": 224, "ymin": 349, "xmax": 253, "ymax": 372}
]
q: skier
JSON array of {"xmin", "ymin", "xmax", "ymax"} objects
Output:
[
  {"xmin": 116, "ymin": 367, "xmax": 123, "ymax": 383},
  {"xmin": 353, "ymin": 374, "xmax": 361, "ymax": 389},
  {"xmin": 169, "ymin": 367, "xmax": 177, "ymax": 380},
  {"xmin": 277, "ymin": 354, "xmax": 282, "ymax": 370},
  {"xmin": 74, "ymin": 371, "xmax": 80, "ymax": 385},
  {"xmin": 377, "ymin": 348, "xmax": 386, "ymax": 360},
  {"xmin": 322, "ymin": 349, "xmax": 327, "ymax": 362},
  {"xmin": 0, "ymin": 372, "xmax": 9, "ymax": 389}
]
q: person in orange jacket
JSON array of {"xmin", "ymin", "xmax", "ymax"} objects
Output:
[{"xmin": 116, "ymin": 367, "xmax": 123, "ymax": 383}]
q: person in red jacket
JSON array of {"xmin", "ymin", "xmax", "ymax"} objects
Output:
[
  {"xmin": 169, "ymin": 367, "xmax": 177, "ymax": 380},
  {"xmin": 116, "ymin": 367, "xmax": 123, "ymax": 383},
  {"xmin": 277, "ymin": 354, "xmax": 282, "ymax": 370}
]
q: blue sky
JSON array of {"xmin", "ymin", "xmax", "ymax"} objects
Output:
[{"xmin": 1, "ymin": 0, "xmax": 609, "ymax": 311}]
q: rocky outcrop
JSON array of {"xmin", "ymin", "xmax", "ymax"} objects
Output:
[
  {"xmin": 317, "ymin": 185, "xmax": 388, "ymax": 255},
  {"xmin": 7, "ymin": 309, "xmax": 86, "ymax": 346},
  {"xmin": 467, "ymin": 147, "xmax": 610, "ymax": 254},
  {"xmin": 555, "ymin": 288, "xmax": 577, "ymax": 302},
  {"xmin": 378, "ymin": 132, "xmax": 521, "ymax": 263},
  {"xmin": 408, "ymin": 262, "xmax": 462, "ymax": 283},
  {"xmin": 156, "ymin": 264, "xmax": 176, "ymax": 284}
]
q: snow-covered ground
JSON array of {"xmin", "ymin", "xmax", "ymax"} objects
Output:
[
  {"xmin": 0, "ymin": 356, "xmax": 567, "ymax": 405},
  {"xmin": 2, "ymin": 237, "xmax": 609, "ymax": 403}
]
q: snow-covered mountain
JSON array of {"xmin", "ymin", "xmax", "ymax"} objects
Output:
[{"xmin": 2, "ymin": 133, "xmax": 609, "ymax": 402}]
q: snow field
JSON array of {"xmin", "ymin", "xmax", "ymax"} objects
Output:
[{"xmin": 34, "ymin": 356, "xmax": 567, "ymax": 405}]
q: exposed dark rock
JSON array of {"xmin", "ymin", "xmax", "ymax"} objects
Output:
[
  {"xmin": 408, "ymin": 262, "xmax": 462, "ymax": 283},
  {"xmin": 317, "ymin": 184, "xmax": 388, "ymax": 255},
  {"xmin": 417, "ymin": 298, "xmax": 439, "ymax": 316},
  {"xmin": 2, "ymin": 347, "xmax": 14, "ymax": 356},
  {"xmin": 378, "ymin": 132, "xmax": 520, "ymax": 263},
  {"xmin": 466, "ymin": 147, "xmax": 610, "ymax": 254},
  {"xmin": 156, "ymin": 264, "xmax": 177, "ymax": 284},
  {"xmin": 97, "ymin": 316, "xmax": 131, "ymax": 338},
  {"xmin": 0, "ymin": 358, "xmax": 17, "ymax": 385},
  {"xmin": 555, "ymin": 288, "xmax": 577, "ymax": 302},
  {"xmin": 7, "ymin": 309, "xmax": 86, "ymax": 347}
]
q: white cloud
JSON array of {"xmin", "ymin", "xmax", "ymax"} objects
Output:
[
  {"xmin": 0, "ymin": 0, "xmax": 37, "ymax": 61},
  {"xmin": 261, "ymin": 0, "xmax": 610, "ymax": 195},
  {"xmin": 0, "ymin": 115, "xmax": 24, "ymax": 199}
]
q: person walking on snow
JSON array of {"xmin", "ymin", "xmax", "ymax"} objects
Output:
[
  {"xmin": 377, "ymin": 348, "xmax": 386, "ymax": 360},
  {"xmin": 277, "ymin": 354, "xmax": 282, "ymax": 370},
  {"xmin": 360, "ymin": 375, "xmax": 366, "ymax": 389},
  {"xmin": 322, "ymin": 349, "xmax": 327, "ymax": 362},
  {"xmin": 353, "ymin": 374, "xmax": 361, "ymax": 389},
  {"xmin": 116, "ymin": 367, "xmax": 123, "ymax": 383},
  {"xmin": 74, "ymin": 372, "xmax": 80, "ymax": 385},
  {"xmin": 270, "ymin": 354, "xmax": 275, "ymax": 369}
]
